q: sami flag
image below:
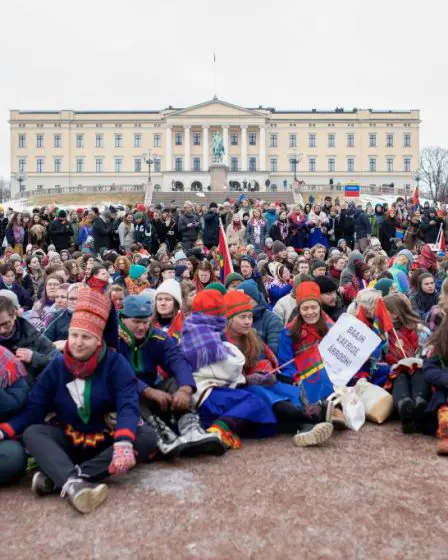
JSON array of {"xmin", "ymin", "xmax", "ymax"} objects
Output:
[
  {"xmin": 293, "ymin": 346, "xmax": 334, "ymax": 405},
  {"xmin": 218, "ymin": 221, "xmax": 233, "ymax": 282}
]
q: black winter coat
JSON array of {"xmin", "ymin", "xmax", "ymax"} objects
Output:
[
  {"xmin": 354, "ymin": 210, "xmax": 372, "ymax": 239},
  {"xmin": 0, "ymin": 279, "xmax": 32, "ymax": 310},
  {"xmin": 48, "ymin": 218, "xmax": 73, "ymax": 251},
  {"xmin": 92, "ymin": 217, "xmax": 113, "ymax": 253},
  {"xmin": 134, "ymin": 221, "xmax": 159, "ymax": 253},
  {"xmin": 419, "ymin": 216, "xmax": 445, "ymax": 244},
  {"xmin": 178, "ymin": 212, "xmax": 201, "ymax": 245},
  {"xmin": 202, "ymin": 211, "xmax": 220, "ymax": 248}
]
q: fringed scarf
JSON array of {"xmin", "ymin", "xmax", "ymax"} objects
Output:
[
  {"xmin": 0, "ymin": 346, "xmax": 27, "ymax": 389},
  {"xmin": 118, "ymin": 318, "xmax": 154, "ymax": 373},
  {"xmin": 181, "ymin": 313, "xmax": 232, "ymax": 371}
]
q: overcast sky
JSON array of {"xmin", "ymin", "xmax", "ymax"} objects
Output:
[{"xmin": 1, "ymin": 0, "xmax": 447, "ymax": 180}]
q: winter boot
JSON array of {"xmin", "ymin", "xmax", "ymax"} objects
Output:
[
  {"xmin": 293, "ymin": 422, "xmax": 333, "ymax": 447},
  {"xmin": 413, "ymin": 396, "xmax": 428, "ymax": 420},
  {"xmin": 323, "ymin": 400, "xmax": 347, "ymax": 430},
  {"xmin": 436, "ymin": 405, "xmax": 448, "ymax": 456},
  {"xmin": 178, "ymin": 413, "xmax": 227, "ymax": 457},
  {"xmin": 397, "ymin": 397, "xmax": 416, "ymax": 434},
  {"xmin": 145, "ymin": 413, "xmax": 186, "ymax": 457},
  {"xmin": 31, "ymin": 471, "xmax": 57, "ymax": 497},
  {"xmin": 60, "ymin": 470, "xmax": 108, "ymax": 514}
]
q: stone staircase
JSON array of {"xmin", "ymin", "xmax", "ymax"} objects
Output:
[{"xmin": 151, "ymin": 190, "xmax": 295, "ymax": 207}]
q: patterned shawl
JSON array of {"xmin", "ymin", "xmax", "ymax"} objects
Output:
[
  {"xmin": 181, "ymin": 313, "xmax": 232, "ymax": 372},
  {"xmin": 0, "ymin": 345, "xmax": 27, "ymax": 388}
]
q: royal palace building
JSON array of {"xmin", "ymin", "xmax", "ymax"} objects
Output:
[{"xmin": 9, "ymin": 98, "xmax": 420, "ymax": 196}]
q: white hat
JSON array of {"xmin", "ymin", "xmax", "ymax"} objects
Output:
[{"xmin": 154, "ymin": 279, "xmax": 182, "ymax": 307}]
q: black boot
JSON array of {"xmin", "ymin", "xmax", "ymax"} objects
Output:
[
  {"xmin": 397, "ymin": 398, "xmax": 416, "ymax": 434},
  {"xmin": 414, "ymin": 396, "xmax": 428, "ymax": 420}
]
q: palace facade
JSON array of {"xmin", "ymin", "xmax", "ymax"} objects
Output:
[{"xmin": 9, "ymin": 98, "xmax": 420, "ymax": 195}]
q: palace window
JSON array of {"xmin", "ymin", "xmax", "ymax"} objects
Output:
[
  {"xmin": 54, "ymin": 134, "xmax": 62, "ymax": 148},
  {"xmin": 289, "ymin": 134, "xmax": 297, "ymax": 148},
  {"xmin": 175, "ymin": 157, "xmax": 183, "ymax": 171},
  {"xmin": 404, "ymin": 133, "xmax": 412, "ymax": 147},
  {"xmin": 134, "ymin": 134, "xmax": 142, "ymax": 148},
  {"xmin": 270, "ymin": 134, "xmax": 278, "ymax": 148},
  {"xmin": 404, "ymin": 157, "xmax": 412, "ymax": 172},
  {"xmin": 347, "ymin": 133, "xmax": 355, "ymax": 148},
  {"xmin": 134, "ymin": 158, "xmax": 142, "ymax": 173},
  {"xmin": 249, "ymin": 132, "xmax": 256, "ymax": 146},
  {"xmin": 368, "ymin": 133, "xmax": 377, "ymax": 148},
  {"xmin": 18, "ymin": 134, "xmax": 26, "ymax": 148},
  {"xmin": 231, "ymin": 157, "xmax": 238, "ymax": 172},
  {"xmin": 249, "ymin": 157, "xmax": 257, "ymax": 171},
  {"xmin": 193, "ymin": 157, "xmax": 201, "ymax": 172},
  {"xmin": 36, "ymin": 135, "xmax": 44, "ymax": 148},
  {"xmin": 115, "ymin": 158, "xmax": 122, "ymax": 173},
  {"xmin": 231, "ymin": 132, "xmax": 238, "ymax": 145},
  {"xmin": 154, "ymin": 134, "xmax": 161, "ymax": 147},
  {"xmin": 54, "ymin": 158, "xmax": 62, "ymax": 173},
  {"xmin": 270, "ymin": 158, "xmax": 278, "ymax": 172},
  {"xmin": 193, "ymin": 132, "xmax": 201, "ymax": 146},
  {"xmin": 76, "ymin": 159, "xmax": 84, "ymax": 173},
  {"xmin": 18, "ymin": 159, "xmax": 26, "ymax": 173},
  {"xmin": 154, "ymin": 158, "xmax": 161, "ymax": 172},
  {"xmin": 95, "ymin": 158, "xmax": 103, "ymax": 173},
  {"xmin": 175, "ymin": 132, "xmax": 183, "ymax": 146},
  {"xmin": 347, "ymin": 158, "xmax": 355, "ymax": 172},
  {"xmin": 369, "ymin": 157, "xmax": 377, "ymax": 172},
  {"xmin": 36, "ymin": 158, "xmax": 44, "ymax": 173},
  {"xmin": 308, "ymin": 157, "xmax": 316, "ymax": 172},
  {"xmin": 114, "ymin": 134, "xmax": 123, "ymax": 148},
  {"xmin": 386, "ymin": 133, "xmax": 394, "ymax": 148},
  {"xmin": 328, "ymin": 158, "xmax": 335, "ymax": 172},
  {"xmin": 95, "ymin": 134, "xmax": 104, "ymax": 148},
  {"xmin": 387, "ymin": 157, "xmax": 394, "ymax": 172},
  {"xmin": 76, "ymin": 134, "xmax": 84, "ymax": 148},
  {"xmin": 328, "ymin": 133, "xmax": 336, "ymax": 148},
  {"xmin": 308, "ymin": 134, "xmax": 316, "ymax": 148}
]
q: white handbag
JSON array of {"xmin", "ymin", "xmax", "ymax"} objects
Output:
[{"xmin": 327, "ymin": 387, "xmax": 366, "ymax": 432}]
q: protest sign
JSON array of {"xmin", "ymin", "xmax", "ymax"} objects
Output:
[{"xmin": 318, "ymin": 313, "xmax": 381, "ymax": 387}]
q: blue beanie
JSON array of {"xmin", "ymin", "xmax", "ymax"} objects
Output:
[
  {"xmin": 239, "ymin": 279, "xmax": 262, "ymax": 304},
  {"xmin": 129, "ymin": 264, "xmax": 146, "ymax": 280},
  {"xmin": 397, "ymin": 249, "xmax": 414, "ymax": 266},
  {"xmin": 122, "ymin": 295, "xmax": 152, "ymax": 317}
]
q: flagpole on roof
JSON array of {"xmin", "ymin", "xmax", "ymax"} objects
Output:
[{"xmin": 213, "ymin": 51, "xmax": 217, "ymax": 100}]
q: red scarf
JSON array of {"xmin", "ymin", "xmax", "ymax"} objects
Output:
[
  {"xmin": 330, "ymin": 267, "xmax": 341, "ymax": 281},
  {"xmin": 64, "ymin": 341, "xmax": 105, "ymax": 379},
  {"xmin": 87, "ymin": 276, "xmax": 108, "ymax": 293}
]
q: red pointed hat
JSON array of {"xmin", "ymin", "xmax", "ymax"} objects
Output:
[
  {"xmin": 192, "ymin": 290, "xmax": 227, "ymax": 316},
  {"xmin": 295, "ymin": 281, "xmax": 321, "ymax": 305},
  {"xmin": 224, "ymin": 291, "xmax": 253, "ymax": 320}
]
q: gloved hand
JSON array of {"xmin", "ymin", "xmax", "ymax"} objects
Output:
[
  {"xmin": 246, "ymin": 372, "xmax": 276, "ymax": 387},
  {"xmin": 108, "ymin": 441, "xmax": 136, "ymax": 475}
]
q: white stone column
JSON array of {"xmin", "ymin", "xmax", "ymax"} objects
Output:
[
  {"xmin": 184, "ymin": 126, "xmax": 191, "ymax": 171},
  {"xmin": 222, "ymin": 125, "xmax": 229, "ymax": 166},
  {"xmin": 241, "ymin": 125, "xmax": 248, "ymax": 171},
  {"xmin": 259, "ymin": 125, "xmax": 266, "ymax": 171},
  {"xmin": 165, "ymin": 126, "xmax": 172, "ymax": 171},
  {"xmin": 203, "ymin": 125, "xmax": 209, "ymax": 170}
]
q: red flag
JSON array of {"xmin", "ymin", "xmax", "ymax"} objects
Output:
[
  {"xmin": 437, "ymin": 224, "xmax": 446, "ymax": 252},
  {"xmin": 374, "ymin": 299, "xmax": 394, "ymax": 334},
  {"xmin": 218, "ymin": 221, "xmax": 233, "ymax": 282},
  {"xmin": 411, "ymin": 186, "xmax": 419, "ymax": 207}
]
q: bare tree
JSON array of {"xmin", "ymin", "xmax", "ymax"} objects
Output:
[{"xmin": 418, "ymin": 146, "xmax": 448, "ymax": 202}]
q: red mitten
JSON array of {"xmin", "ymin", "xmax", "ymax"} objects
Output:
[{"xmin": 108, "ymin": 441, "xmax": 136, "ymax": 475}]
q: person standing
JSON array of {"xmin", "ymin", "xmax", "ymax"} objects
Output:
[{"xmin": 202, "ymin": 202, "xmax": 220, "ymax": 249}]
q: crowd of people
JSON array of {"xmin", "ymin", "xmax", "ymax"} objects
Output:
[{"xmin": 0, "ymin": 193, "xmax": 448, "ymax": 515}]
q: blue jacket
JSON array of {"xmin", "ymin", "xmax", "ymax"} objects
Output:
[
  {"xmin": 44, "ymin": 309, "xmax": 72, "ymax": 342},
  {"xmin": 117, "ymin": 323, "xmax": 195, "ymax": 395},
  {"xmin": 423, "ymin": 356, "xmax": 448, "ymax": 413},
  {"xmin": 263, "ymin": 209, "xmax": 278, "ymax": 230},
  {"xmin": 0, "ymin": 350, "xmax": 139, "ymax": 443},
  {"xmin": 268, "ymin": 283, "xmax": 292, "ymax": 309},
  {"xmin": 252, "ymin": 304, "xmax": 283, "ymax": 354},
  {"xmin": 0, "ymin": 378, "xmax": 29, "ymax": 421}
]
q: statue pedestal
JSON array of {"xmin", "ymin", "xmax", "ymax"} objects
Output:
[{"xmin": 209, "ymin": 164, "xmax": 228, "ymax": 192}]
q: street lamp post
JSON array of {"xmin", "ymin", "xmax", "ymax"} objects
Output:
[
  {"xmin": 13, "ymin": 172, "xmax": 26, "ymax": 196},
  {"xmin": 290, "ymin": 152, "xmax": 302, "ymax": 182},
  {"xmin": 142, "ymin": 153, "xmax": 154, "ymax": 182}
]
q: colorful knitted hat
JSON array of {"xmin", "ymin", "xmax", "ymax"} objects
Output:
[
  {"xmin": 205, "ymin": 282, "xmax": 227, "ymax": 295},
  {"xmin": 192, "ymin": 289, "xmax": 227, "ymax": 316},
  {"xmin": 70, "ymin": 287, "xmax": 111, "ymax": 340},
  {"xmin": 224, "ymin": 291, "xmax": 253, "ymax": 320},
  {"xmin": 129, "ymin": 264, "xmax": 147, "ymax": 280},
  {"xmin": 295, "ymin": 281, "xmax": 321, "ymax": 305}
]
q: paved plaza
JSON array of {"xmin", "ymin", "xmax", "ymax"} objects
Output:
[{"xmin": 2, "ymin": 422, "xmax": 447, "ymax": 559}]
